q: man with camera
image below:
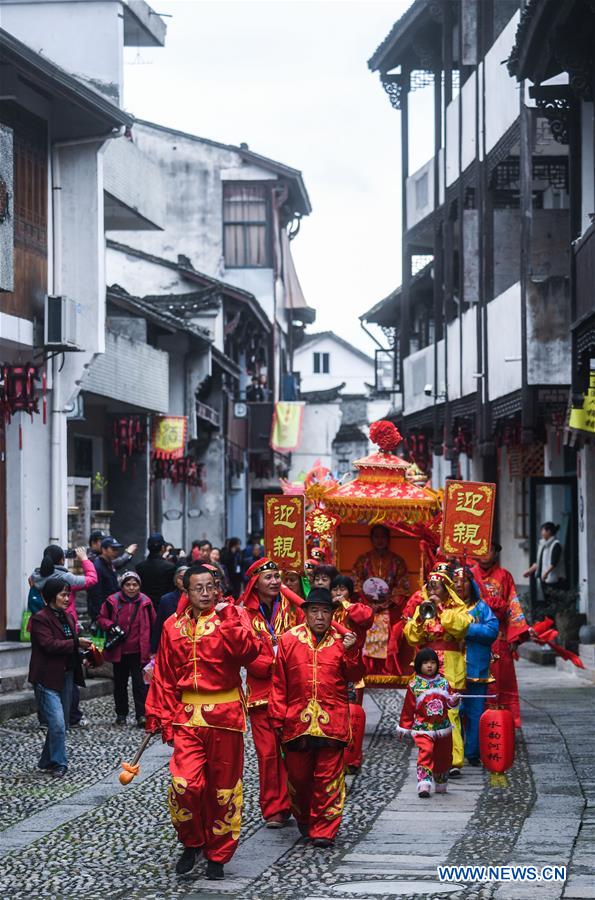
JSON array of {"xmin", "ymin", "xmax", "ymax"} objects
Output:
[
  {"xmin": 87, "ymin": 529, "xmax": 137, "ymax": 568},
  {"xmin": 97, "ymin": 571, "xmax": 155, "ymax": 727},
  {"xmin": 87, "ymin": 536, "xmax": 127, "ymax": 624}
]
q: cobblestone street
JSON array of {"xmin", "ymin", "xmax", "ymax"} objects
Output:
[{"xmin": 0, "ymin": 660, "xmax": 591, "ymax": 900}]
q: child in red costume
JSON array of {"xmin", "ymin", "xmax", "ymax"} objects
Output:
[{"xmin": 397, "ymin": 648, "xmax": 460, "ymax": 798}]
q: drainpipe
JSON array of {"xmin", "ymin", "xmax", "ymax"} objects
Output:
[{"xmin": 49, "ymin": 127, "xmax": 125, "ymax": 542}]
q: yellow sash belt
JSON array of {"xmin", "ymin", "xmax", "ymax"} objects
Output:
[{"xmin": 181, "ymin": 687, "xmax": 241, "ymax": 706}]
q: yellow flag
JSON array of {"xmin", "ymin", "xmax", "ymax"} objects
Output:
[
  {"xmin": 569, "ymin": 371, "xmax": 595, "ymax": 434},
  {"xmin": 270, "ymin": 402, "xmax": 305, "ymax": 452}
]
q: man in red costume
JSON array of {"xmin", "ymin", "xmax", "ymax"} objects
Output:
[
  {"xmin": 269, "ymin": 587, "xmax": 364, "ymax": 846},
  {"xmin": 240, "ymin": 557, "xmax": 304, "ymax": 827},
  {"xmin": 471, "ymin": 543, "xmax": 530, "ymax": 727},
  {"xmin": 145, "ymin": 564, "xmax": 261, "ymax": 880}
]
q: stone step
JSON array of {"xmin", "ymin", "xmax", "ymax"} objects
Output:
[
  {"xmin": 0, "ymin": 666, "xmax": 29, "ymax": 694},
  {"xmin": 0, "ymin": 676, "xmax": 113, "ymax": 723},
  {"xmin": 0, "ymin": 641, "xmax": 31, "ymax": 674}
]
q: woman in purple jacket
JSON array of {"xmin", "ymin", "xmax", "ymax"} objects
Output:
[
  {"xmin": 97, "ymin": 571, "xmax": 155, "ymax": 727},
  {"xmin": 29, "ymin": 577, "xmax": 93, "ymax": 777}
]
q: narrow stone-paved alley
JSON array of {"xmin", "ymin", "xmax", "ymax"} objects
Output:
[{"xmin": 0, "ymin": 660, "xmax": 591, "ymax": 900}]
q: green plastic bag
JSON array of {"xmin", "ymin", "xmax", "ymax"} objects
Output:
[{"xmin": 20, "ymin": 609, "xmax": 32, "ymax": 642}]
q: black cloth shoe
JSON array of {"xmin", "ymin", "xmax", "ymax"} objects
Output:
[
  {"xmin": 467, "ymin": 757, "xmax": 481, "ymax": 767},
  {"xmin": 175, "ymin": 847, "xmax": 198, "ymax": 876},
  {"xmin": 312, "ymin": 837, "xmax": 333, "ymax": 848},
  {"xmin": 206, "ymin": 860, "xmax": 224, "ymax": 880},
  {"xmin": 449, "ymin": 766, "xmax": 462, "ymax": 777},
  {"xmin": 136, "ymin": 716, "xmax": 147, "ymax": 728},
  {"xmin": 50, "ymin": 765, "xmax": 68, "ymax": 778},
  {"xmin": 298, "ymin": 823, "xmax": 310, "ymax": 838},
  {"xmin": 115, "ymin": 715, "xmax": 127, "ymax": 726},
  {"xmin": 418, "ymin": 789, "xmax": 431, "ymax": 799}
]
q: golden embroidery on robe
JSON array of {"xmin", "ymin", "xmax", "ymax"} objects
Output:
[
  {"xmin": 324, "ymin": 771, "xmax": 346, "ymax": 820},
  {"xmin": 168, "ymin": 776, "xmax": 192, "ymax": 824},
  {"xmin": 212, "ymin": 779, "xmax": 243, "ymax": 840},
  {"xmin": 299, "ymin": 698, "xmax": 330, "ymax": 737}
]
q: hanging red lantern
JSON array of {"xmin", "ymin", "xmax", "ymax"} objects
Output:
[
  {"xmin": 112, "ymin": 416, "xmax": 146, "ymax": 471},
  {"xmin": 1, "ymin": 363, "xmax": 45, "ymax": 449},
  {"xmin": 479, "ymin": 708, "xmax": 515, "ymax": 786}
]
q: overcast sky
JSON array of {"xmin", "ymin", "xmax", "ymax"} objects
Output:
[{"xmin": 123, "ymin": 0, "xmax": 412, "ymax": 354}]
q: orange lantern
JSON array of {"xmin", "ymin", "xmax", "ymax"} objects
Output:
[{"xmin": 479, "ymin": 708, "xmax": 515, "ymax": 787}]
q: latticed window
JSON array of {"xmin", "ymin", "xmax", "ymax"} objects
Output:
[{"xmin": 223, "ymin": 183, "xmax": 271, "ymax": 267}]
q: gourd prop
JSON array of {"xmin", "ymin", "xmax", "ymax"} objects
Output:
[{"xmin": 118, "ymin": 733, "xmax": 153, "ymax": 785}]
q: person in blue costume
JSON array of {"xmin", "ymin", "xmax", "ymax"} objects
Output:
[{"xmin": 454, "ymin": 565, "xmax": 499, "ymax": 766}]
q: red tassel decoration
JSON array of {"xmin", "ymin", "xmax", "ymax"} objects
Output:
[{"xmin": 42, "ymin": 371, "xmax": 47, "ymax": 425}]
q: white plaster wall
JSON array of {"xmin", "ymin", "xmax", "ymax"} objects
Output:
[
  {"xmin": 106, "ymin": 246, "xmax": 190, "ymax": 296},
  {"xmin": 581, "ymin": 101, "xmax": 594, "ymax": 236},
  {"xmin": 430, "ymin": 452, "xmax": 448, "ymax": 490},
  {"xmin": 577, "ymin": 444, "xmax": 595, "ymax": 620},
  {"xmin": 446, "ymin": 307, "xmax": 477, "ymax": 401},
  {"xmin": 484, "ymin": 12, "xmax": 521, "ymax": 153},
  {"xmin": 113, "ymin": 125, "xmax": 234, "ymax": 275},
  {"xmin": 497, "ymin": 447, "xmax": 530, "ymax": 585},
  {"xmin": 5, "ymin": 414, "xmax": 52, "ymax": 630},
  {"xmin": 487, "ymin": 282, "xmax": 522, "ymax": 401},
  {"xmin": 406, "ymin": 158, "xmax": 434, "ymax": 229},
  {"xmin": 461, "ymin": 72, "xmax": 477, "ymax": 172},
  {"xmin": 527, "ymin": 281, "xmax": 571, "ymax": 386},
  {"xmin": 295, "ymin": 336, "xmax": 374, "ymax": 395},
  {"xmin": 0, "ymin": 1, "xmax": 124, "ymax": 103},
  {"xmin": 224, "ymin": 269, "xmax": 275, "ymax": 322},
  {"xmin": 366, "ymin": 398, "xmax": 393, "ymax": 425},
  {"xmin": 111, "ymin": 124, "xmax": 280, "ymax": 325},
  {"xmin": 56, "ymin": 142, "xmax": 107, "ymax": 394},
  {"xmin": 445, "ymin": 96, "xmax": 459, "ymax": 187},
  {"xmin": 289, "ymin": 401, "xmax": 342, "ymax": 481},
  {"xmin": 103, "ymin": 136, "xmax": 165, "ymax": 228},
  {"xmin": 82, "ymin": 330, "xmax": 170, "ymax": 410},
  {"xmin": 403, "ymin": 340, "xmax": 445, "ymax": 415}
]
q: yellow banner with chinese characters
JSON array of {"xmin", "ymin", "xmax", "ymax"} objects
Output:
[
  {"xmin": 441, "ymin": 480, "xmax": 496, "ymax": 560},
  {"xmin": 270, "ymin": 402, "xmax": 305, "ymax": 452},
  {"xmin": 152, "ymin": 416, "xmax": 187, "ymax": 460},
  {"xmin": 264, "ymin": 495, "xmax": 305, "ymax": 571},
  {"xmin": 569, "ymin": 371, "xmax": 595, "ymax": 433}
]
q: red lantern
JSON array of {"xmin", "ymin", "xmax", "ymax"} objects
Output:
[
  {"xmin": 1, "ymin": 363, "xmax": 45, "ymax": 449},
  {"xmin": 113, "ymin": 416, "xmax": 146, "ymax": 471},
  {"xmin": 480, "ymin": 707, "xmax": 515, "ymax": 787}
]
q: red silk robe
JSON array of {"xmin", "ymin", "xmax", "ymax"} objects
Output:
[
  {"xmin": 471, "ymin": 562, "xmax": 530, "ymax": 727},
  {"xmin": 145, "ymin": 602, "xmax": 260, "ymax": 862},
  {"xmin": 269, "ymin": 622, "xmax": 364, "ymax": 839},
  {"xmin": 333, "ymin": 599, "xmax": 373, "ymax": 769},
  {"xmin": 239, "ymin": 583, "xmax": 304, "ymax": 820}
]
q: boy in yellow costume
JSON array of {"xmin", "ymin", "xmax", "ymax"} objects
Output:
[{"xmin": 403, "ymin": 568, "xmax": 472, "ymax": 774}]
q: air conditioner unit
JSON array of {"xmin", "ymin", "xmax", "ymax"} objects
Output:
[{"xmin": 44, "ymin": 295, "xmax": 80, "ymax": 349}]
